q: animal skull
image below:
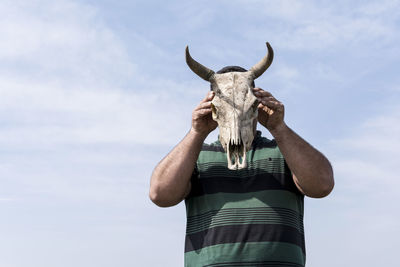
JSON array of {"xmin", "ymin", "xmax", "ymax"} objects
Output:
[{"xmin": 186, "ymin": 43, "xmax": 274, "ymax": 169}]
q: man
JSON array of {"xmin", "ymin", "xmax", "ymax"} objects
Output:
[{"xmin": 150, "ymin": 66, "xmax": 334, "ymax": 266}]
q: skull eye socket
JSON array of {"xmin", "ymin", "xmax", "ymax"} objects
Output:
[
  {"xmin": 211, "ymin": 103, "xmax": 217, "ymax": 114},
  {"xmin": 211, "ymin": 103, "xmax": 218, "ymax": 119},
  {"xmin": 252, "ymin": 100, "xmax": 259, "ymax": 111},
  {"xmin": 212, "ymin": 86, "xmax": 221, "ymax": 95}
]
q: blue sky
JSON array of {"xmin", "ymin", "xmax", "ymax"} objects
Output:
[{"xmin": 0, "ymin": 0, "xmax": 399, "ymax": 266}]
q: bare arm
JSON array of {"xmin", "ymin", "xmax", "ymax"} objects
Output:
[
  {"xmin": 253, "ymin": 87, "xmax": 334, "ymax": 198},
  {"xmin": 149, "ymin": 91, "xmax": 217, "ymax": 207},
  {"xmin": 270, "ymin": 123, "xmax": 334, "ymax": 198}
]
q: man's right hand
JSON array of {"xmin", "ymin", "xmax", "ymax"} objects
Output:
[{"xmin": 191, "ymin": 91, "xmax": 218, "ymax": 138}]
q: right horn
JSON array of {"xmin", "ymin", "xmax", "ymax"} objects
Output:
[
  {"xmin": 249, "ymin": 42, "xmax": 274, "ymax": 79},
  {"xmin": 185, "ymin": 46, "xmax": 215, "ymax": 81}
]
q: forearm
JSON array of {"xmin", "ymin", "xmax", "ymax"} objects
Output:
[
  {"xmin": 270, "ymin": 123, "xmax": 334, "ymax": 198},
  {"xmin": 149, "ymin": 129, "xmax": 206, "ymax": 207}
]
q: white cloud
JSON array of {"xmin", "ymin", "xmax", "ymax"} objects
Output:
[
  {"xmin": 330, "ymin": 115, "xmax": 399, "ymax": 210},
  {"xmin": 332, "ymin": 105, "xmax": 400, "ymax": 188},
  {"xmin": 0, "ymin": 0, "xmax": 201, "ymax": 217},
  {"xmin": 1, "ymin": 1, "xmax": 399, "ymax": 266},
  {"xmin": 274, "ymin": 64, "xmax": 300, "ymax": 80},
  {"xmin": 0, "ymin": 0, "xmax": 136, "ymax": 86},
  {"xmin": 0, "ymin": 77, "xmax": 195, "ymax": 148},
  {"xmin": 0, "ymin": 0, "xmax": 199, "ymax": 149},
  {"xmin": 301, "ymin": 103, "xmax": 400, "ymax": 266},
  {"xmin": 230, "ymin": 0, "xmax": 399, "ymax": 51},
  {"xmin": 358, "ymin": 0, "xmax": 400, "ymax": 16}
]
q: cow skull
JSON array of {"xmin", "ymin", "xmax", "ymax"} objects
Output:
[{"xmin": 186, "ymin": 43, "xmax": 274, "ymax": 169}]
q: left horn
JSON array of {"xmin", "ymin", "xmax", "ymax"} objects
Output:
[
  {"xmin": 185, "ymin": 46, "xmax": 215, "ymax": 81},
  {"xmin": 249, "ymin": 42, "xmax": 274, "ymax": 79}
]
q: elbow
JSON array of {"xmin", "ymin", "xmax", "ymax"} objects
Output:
[
  {"xmin": 149, "ymin": 188, "xmax": 161, "ymax": 206},
  {"xmin": 313, "ymin": 158, "xmax": 335, "ymax": 198},
  {"xmin": 313, "ymin": 181, "xmax": 334, "ymax": 198},
  {"xmin": 149, "ymin": 192, "xmax": 170, "ymax": 208},
  {"xmin": 149, "ymin": 187, "xmax": 168, "ymax": 207},
  {"xmin": 149, "ymin": 185, "xmax": 180, "ymax": 208},
  {"xmin": 323, "ymin": 168, "xmax": 335, "ymax": 197},
  {"xmin": 311, "ymin": 173, "xmax": 335, "ymax": 198}
]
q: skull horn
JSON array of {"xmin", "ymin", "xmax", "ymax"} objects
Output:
[
  {"xmin": 185, "ymin": 46, "xmax": 215, "ymax": 81},
  {"xmin": 249, "ymin": 42, "xmax": 274, "ymax": 79}
]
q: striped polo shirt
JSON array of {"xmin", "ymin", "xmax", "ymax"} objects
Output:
[{"xmin": 184, "ymin": 131, "xmax": 305, "ymax": 267}]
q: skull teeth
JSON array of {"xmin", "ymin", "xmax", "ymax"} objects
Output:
[{"xmin": 227, "ymin": 138, "xmax": 247, "ymax": 170}]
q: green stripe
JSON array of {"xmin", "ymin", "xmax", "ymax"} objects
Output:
[
  {"xmin": 198, "ymin": 159, "xmax": 285, "ymax": 173},
  {"xmin": 197, "ymin": 158, "xmax": 286, "ymax": 178},
  {"xmin": 187, "ymin": 207, "xmax": 303, "ymax": 234},
  {"xmin": 184, "ymin": 241, "xmax": 305, "ymax": 267},
  {"xmin": 187, "ymin": 220, "xmax": 303, "ymax": 235},
  {"xmin": 204, "ymin": 261, "xmax": 303, "ymax": 267},
  {"xmin": 187, "ymin": 208, "xmax": 300, "ymax": 223},
  {"xmin": 185, "ymin": 190, "xmax": 304, "ymax": 217},
  {"xmin": 198, "ymin": 147, "xmax": 285, "ymax": 165},
  {"xmin": 187, "ymin": 218, "xmax": 303, "ymax": 235},
  {"xmin": 198, "ymin": 150, "xmax": 227, "ymax": 163},
  {"xmin": 198, "ymin": 159, "xmax": 284, "ymax": 167},
  {"xmin": 188, "ymin": 207, "xmax": 299, "ymax": 220},
  {"xmin": 251, "ymin": 149, "xmax": 284, "ymax": 161}
]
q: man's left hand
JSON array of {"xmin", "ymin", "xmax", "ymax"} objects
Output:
[{"xmin": 252, "ymin": 87, "xmax": 285, "ymax": 133}]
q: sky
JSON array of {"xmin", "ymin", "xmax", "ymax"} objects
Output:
[{"xmin": 0, "ymin": 0, "xmax": 399, "ymax": 266}]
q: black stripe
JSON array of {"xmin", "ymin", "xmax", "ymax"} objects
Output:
[
  {"xmin": 201, "ymin": 138, "xmax": 278, "ymax": 153},
  {"xmin": 186, "ymin": 207, "xmax": 304, "ymax": 234},
  {"xmin": 201, "ymin": 143, "xmax": 225, "ymax": 152},
  {"xmin": 188, "ymin": 173, "xmax": 300, "ymax": 198},
  {"xmin": 198, "ymin": 158, "xmax": 285, "ymax": 174},
  {"xmin": 187, "ymin": 207, "xmax": 302, "ymax": 224},
  {"xmin": 201, "ymin": 130, "xmax": 277, "ymax": 153},
  {"xmin": 204, "ymin": 260, "xmax": 304, "ymax": 267},
  {"xmin": 185, "ymin": 223, "xmax": 305, "ymax": 254},
  {"xmin": 187, "ymin": 207, "xmax": 301, "ymax": 221},
  {"xmin": 252, "ymin": 138, "xmax": 278, "ymax": 150}
]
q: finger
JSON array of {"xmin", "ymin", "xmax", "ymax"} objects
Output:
[
  {"xmin": 195, "ymin": 101, "xmax": 212, "ymax": 110},
  {"xmin": 194, "ymin": 108, "xmax": 212, "ymax": 118},
  {"xmin": 256, "ymin": 95, "xmax": 281, "ymax": 107},
  {"xmin": 260, "ymin": 99, "xmax": 283, "ymax": 111},
  {"xmin": 253, "ymin": 89, "xmax": 273, "ymax": 98},
  {"xmin": 258, "ymin": 104, "xmax": 274, "ymax": 116},
  {"xmin": 256, "ymin": 96, "xmax": 277, "ymax": 102},
  {"xmin": 200, "ymin": 91, "xmax": 215, "ymax": 103}
]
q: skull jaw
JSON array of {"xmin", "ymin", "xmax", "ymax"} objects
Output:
[
  {"xmin": 218, "ymin": 123, "xmax": 256, "ymax": 170},
  {"xmin": 227, "ymin": 142, "xmax": 247, "ymax": 170}
]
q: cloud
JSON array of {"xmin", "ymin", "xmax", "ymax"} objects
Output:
[
  {"xmin": 303, "ymin": 102, "xmax": 400, "ymax": 266},
  {"xmin": 331, "ymin": 104, "xmax": 400, "ymax": 192},
  {"xmin": 0, "ymin": 0, "xmax": 136, "ymax": 87},
  {"xmin": 1, "ymin": 1, "xmax": 399, "ymax": 266},
  {"xmin": 228, "ymin": 0, "xmax": 399, "ymax": 51},
  {"xmin": 325, "ymin": 102, "xmax": 400, "ymax": 229},
  {"xmin": 0, "ymin": 0, "xmax": 201, "ymax": 150},
  {"xmin": 358, "ymin": 0, "xmax": 400, "ymax": 16},
  {"xmin": 0, "ymin": 0, "xmax": 206, "ymax": 214},
  {"xmin": 0, "ymin": 76, "xmax": 192, "ymax": 147}
]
